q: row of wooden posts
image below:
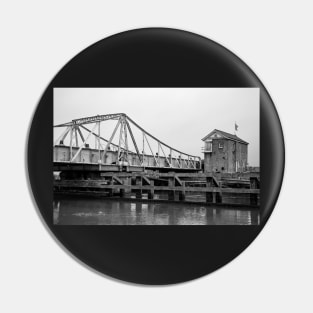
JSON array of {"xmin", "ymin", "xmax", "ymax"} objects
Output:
[{"xmin": 54, "ymin": 172, "xmax": 260, "ymax": 206}]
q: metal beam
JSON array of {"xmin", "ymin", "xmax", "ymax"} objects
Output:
[
  {"xmin": 182, "ymin": 156, "xmax": 189, "ymax": 167},
  {"xmin": 97, "ymin": 122, "xmax": 101, "ymax": 162},
  {"xmin": 170, "ymin": 149, "xmax": 172, "ymax": 167},
  {"xmin": 101, "ymin": 118, "xmax": 121, "ymax": 163},
  {"xmin": 125, "ymin": 120, "xmax": 142, "ymax": 165},
  {"xmin": 142, "ymin": 131, "xmax": 145, "ymax": 164},
  {"xmin": 80, "ymin": 125, "xmax": 128, "ymax": 152},
  {"xmin": 54, "ymin": 126, "xmax": 70, "ymax": 146},
  {"xmin": 74, "ymin": 126, "xmax": 79, "ymax": 147},
  {"xmin": 124, "ymin": 122, "xmax": 129, "ymax": 163},
  {"xmin": 70, "ymin": 123, "xmax": 98, "ymax": 162},
  {"xmin": 126, "ymin": 115, "xmax": 199, "ymax": 159},
  {"xmin": 178, "ymin": 155, "xmax": 182, "ymax": 168},
  {"xmin": 54, "ymin": 113, "xmax": 124, "ymax": 127},
  {"xmin": 159, "ymin": 143, "xmax": 172, "ymax": 168},
  {"xmin": 144, "ymin": 134, "xmax": 159, "ymax": 166},
  {"xmin": 158, "ymin": 142, "xmax": 160, "ymax": 167},
  {"xmin": 69, "ymin": 126, "xmax": 73, "ymax": 161},
  {"xmin": 77, "ymin": 126, "xmax": 85, "ymax": 142},
  {"xmin": 117, "ymin": 118, "xmax": 123, "ymax": 164}
]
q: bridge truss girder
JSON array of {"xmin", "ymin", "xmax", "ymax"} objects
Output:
[{"xmin": 54, "ymin": 113, "xmax": 201, "ymax": 169}]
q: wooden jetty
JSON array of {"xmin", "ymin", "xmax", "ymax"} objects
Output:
[{"xmin": 54, "ymin": 172, "xmax": 260, "ymax": 207}]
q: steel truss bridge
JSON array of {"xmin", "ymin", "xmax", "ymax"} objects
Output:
[{"xmin": 54, "ymin": 113, "xmax": 201, "ymax": 173}]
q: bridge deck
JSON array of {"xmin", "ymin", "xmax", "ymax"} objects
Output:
[
  {"xmin": 53, "ymin": 161, "xmax": 201, "ymax": 173},
  {"xmin": 54, "ymin": 145, "xmax": 201, "ymax": 172}
]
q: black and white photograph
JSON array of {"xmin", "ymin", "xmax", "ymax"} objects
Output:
[
  {"xmin": 6, "ymin": 0, "xmax": 313, "ymax": 310},
  {"xmin": 53, "ymin": 88, "xmax": 260, "ymax": 225}
]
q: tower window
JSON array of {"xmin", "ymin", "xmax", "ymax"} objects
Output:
[
  {"xmin": 219, "ymin": 143, "xmax": 224, "ymax": 149},
  {"xmin": 205, "ymin": 140, "xmax": 212, "ymax": 152}
]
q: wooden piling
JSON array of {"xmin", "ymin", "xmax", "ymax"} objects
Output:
[
  {"xmin": 148, "ymin": 180, "xmax": 154, "ymax": 199},
  {"xmin": 250, "ymin": 193, "xmax": 258, "ymax": 206},
  {"xmin": 179, "ymin": 181, "xmax": 186, "ymax": 201},
  {"xmin": 107, "ymin": 177, "xmax": 113, "ymax": 196},
  {"xmin": 124, "ymin": 177, "xmax": 131, "ymax": 193},
  {"xmin": 120, "ymin": 188, "xmax": 126, "ymax": 198},
  {"xmin": 216, "ymin": 193, "xmax": 222, "ymax": 203},
  {"xmin": 212, "ymin": 192, "xmax": 217, "ymax": 203},
  {"xmin": 54, "ymin": 172, "xmax": 260, "ymax": 207},
  {"xmin": 206, "ymin": 177, "xmax": 214, "ymax": 203},
  {"xmin": 250, "ymin": 177, "xmax": 259, "ymax": 205},
  {"xmin": 135, "ymin": 176, "xmax": 142, "ymax": 199},
  {"xmin": 168, "ymin": 177, "xmax": 175, "ymax": 200}
]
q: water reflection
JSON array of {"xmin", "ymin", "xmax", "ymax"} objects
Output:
[{"xmin": 53, "ymin": 197, "xmax": 259, "ymax": 225}]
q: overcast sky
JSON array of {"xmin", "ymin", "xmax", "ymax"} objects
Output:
[{"xmin": 54, "ymin": 88, "xmax": 259, "ymax": 166}]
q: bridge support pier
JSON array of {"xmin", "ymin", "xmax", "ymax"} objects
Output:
[
  {"xmin": 179, "ymin": 181, "xmax": 186, "ymax": 201},
  {"xmin": 250, "ymin": 193, "xmax": 258, "ymax": 206},
  {"xmin": 126, "ymin": 177, "xmax": 132, "ymax": 193},
  {"xmin": 206, "ymin": 177, "xmax": 214, "ymax": 203},
  {"xmin": 148, "ymin": 180, "xmax": 154, "ymax": 199},
  {"xmin": 249, "ymin": 177, "xmax": 259, "ymax": 206},
  {"xmin": 120, "ymin": 188, "xmax": 126, "ymax": 198},
  {"xmin": 168, "ymin": 177, "xmax": 175, "ymax": 201},
  {"xmin": 206, "ymin": 192, "xmax": 213, "ymax": 203},
  {"xmin": 122, "ymin": 177, "xmax": 131, "ymax": 196},
  {"xmin": 212, "ymin": 192, "xmax": 217, "ymax": 203},
  {"xmin": 135, "ymin": 177, "xmax": 142, "ymax": 199},
  {"xmin": 216, "ymin": 192, "xmax": 222, "ymax": 203},
  {"xmin": 179, "ymin": 192, "xmax": 186, "ymax": 201},
  {"xmin": 103, "ymin": 178, "xmax": 112, "ymax": 197}
]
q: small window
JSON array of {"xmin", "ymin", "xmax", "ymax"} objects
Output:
[
  {"xmin": 219, "ymin": 143, "xmax": 224, "ymax": 149},
  {"xmin": 205, "ymin": 140, "xmax": 212, "ymax": 152}
]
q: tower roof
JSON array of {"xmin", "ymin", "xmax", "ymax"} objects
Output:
[{"xmin": 202, "ymin": 129, "xmax": 248, "ymax": 144}]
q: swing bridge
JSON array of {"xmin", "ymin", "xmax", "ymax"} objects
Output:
[{"xmin": 53, "ymin": 113, "xmax": 202, "ymax": 174}]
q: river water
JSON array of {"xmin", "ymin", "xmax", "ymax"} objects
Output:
[{"xmin": 53, "ymin": 196, "xmax": 259, "ymax": 225}]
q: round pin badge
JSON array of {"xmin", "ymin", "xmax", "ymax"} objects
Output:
[{"xmin": 28, "ymin": 28, "xmax": 284, "ymax": 285}]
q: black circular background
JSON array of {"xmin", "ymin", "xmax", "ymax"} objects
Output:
[{"xmin": 27, "ymin": 28, "xmax": 284, "ymax": 285}]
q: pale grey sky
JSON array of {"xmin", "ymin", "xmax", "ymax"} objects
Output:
[{"xmin": 54, "ymin": 88, "xmax": 259, "ymax": 166}]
